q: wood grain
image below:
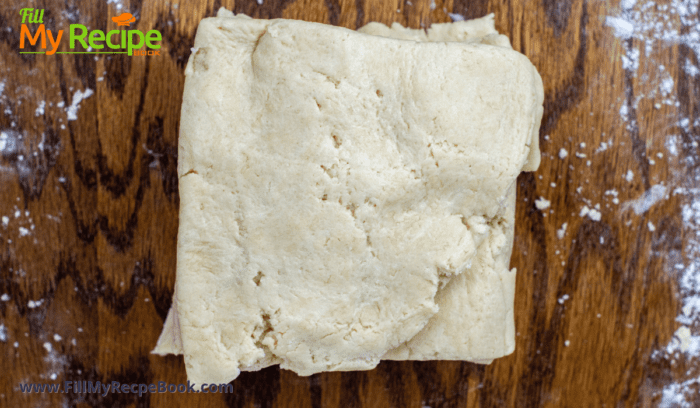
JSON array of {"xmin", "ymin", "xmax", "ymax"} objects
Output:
[{"xmin": 1, "ymin": 0, "xmax": 698, "ymax": 406}]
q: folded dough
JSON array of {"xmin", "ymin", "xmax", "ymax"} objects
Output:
[{"xmin": 153, "ymin": 8, "xmax": 544, "ymax": 387}]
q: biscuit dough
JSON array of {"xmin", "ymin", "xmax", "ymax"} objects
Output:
[{"xmin": 153, "ymin": 8, "xmax": 544, "ymax": 387}]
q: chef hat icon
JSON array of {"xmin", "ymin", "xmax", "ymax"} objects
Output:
[{"xmin": 112, "ymin": 12, "xmax": 136, "ymax": 27}]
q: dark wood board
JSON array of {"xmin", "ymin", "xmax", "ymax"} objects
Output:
[{"xmin": 1, "ymin": 0, "xmax": 699, "ymax": 406}]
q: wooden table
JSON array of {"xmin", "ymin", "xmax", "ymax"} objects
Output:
[{"xmin": 1, "ymin": 0, "xmax": 698, "ymax": 406}]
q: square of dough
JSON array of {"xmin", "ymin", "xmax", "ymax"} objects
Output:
[{"xmin": 153, "ymin": 9, "xmax": 544, "ymax": 386}]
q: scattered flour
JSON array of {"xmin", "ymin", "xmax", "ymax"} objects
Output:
[
  {"xmin": 448, "ymin": 13, "xmax": 465, "ymax": 22},
  {"xmin": 605, "ymin": 16, "xmax": 635, "ymax": 38},
  {"xmin": 0, "ymin": 130, "xmax": 14, "ymax": 153},
  {"xmin": 606, "ymin": 0, "xmax": 699, "ymax": 142},
  {"xmin": 579, "ymin": 206, "xmax": 602, "ymax": 221},
  {"xmin": 660, "ymin": 76, "xmax": 675, "ymax": 96},
  {"xmin": 657, "ymin": 164, "xmax": 700, "ymax": 405},
  {"xmin": 556, "ymin": 223, "xmax": 568, "ymax": 239},
  {"xmin": 0, "ymin": 324, "xmax": 6, "ymax": 342},
  {"xmin": 65, "ymin": 89, "xmax": 94, "ymax": 121},
  {"xmin": 677, "ymin": 199, "xmax": 700, "ymax": 328},
  {"xmin": 666, "ymin": 326, "xmax": 700, "ymax": 356},
  {"xmin": 666, "ymin": 136, "xmax": 680, "ymax": 156},
  {"xmin": 535, "ymin": 197, "xmax": 551, "ymax": 211},
  {"xmin": 660, "ymin": 379, "xmax": 700, "ymax": 408},
  {"xmin": 106, "ymin": 0, "xmax": 124, "ymax": 11},
  {"xmin": 559, "ymin": 148, "xmax": 568, "ymax": 159},
  {"xmin": 34, "ymin": 100, "xmax": 45, "ymax": 117},
  {"xmin": 622, "ymin": 184, "xmax": 668, "ymax": 214},
  {"xmin": 27, "ymin": 299, "xmax": 43, "ymax": 308},
  {"xmin": 42, "ymin": 339, "xmax": 67, "ymax": 382}
]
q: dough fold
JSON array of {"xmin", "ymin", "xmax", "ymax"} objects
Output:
[{"xmin": 153, "ymin": 8, "xmax": 544, "ymax": 387}]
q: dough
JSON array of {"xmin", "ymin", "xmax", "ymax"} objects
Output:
[{"xmin": 153, "ymin": 8, "xmax": 543, "ymax": 387}]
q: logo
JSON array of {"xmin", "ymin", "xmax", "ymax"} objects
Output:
[
  {"xmin": 19, "ymin": 8, "xmax": 161, "ymax": 56},
  {"xmin": 112, "ymin": 13, "xmax": 136, "ymax": 27}
]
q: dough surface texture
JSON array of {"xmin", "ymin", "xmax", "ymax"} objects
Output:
[{"xmin": 153, "ymin": 9, "xmax": 544, "ymax": 386}]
